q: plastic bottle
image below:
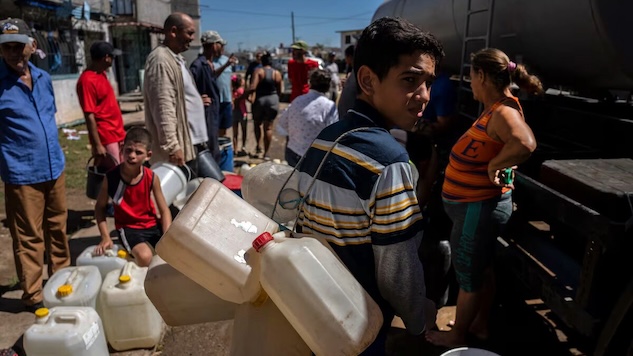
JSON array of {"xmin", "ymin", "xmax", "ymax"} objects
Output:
[
  {"xmin": 23, "ymin": 307, "xmax": 109, "ymax": 356},
  {"xmin": 230, "ymin": 296, "xmax": 311, "ymax": 356},
  {"xmin": 76, "ymin": 245, "xmax": 128, "ymax": 280},
  {"xmin": 156, "ymin": 178, "xmax": 278, "ymax": 304},
  {"xmin": 144, "ymin": 256, "xmax": 237, "ymax": 326},
  {"xmin": 98, "ymin": 262, "xmax": 163, "ymax": 351},
  {"xmin": 43, "ymin": 266, "xmax": 101, "ymax": 309},
  {"xmin": 252, "ymin": 232, "xmax": 383, "ymax": 355}
]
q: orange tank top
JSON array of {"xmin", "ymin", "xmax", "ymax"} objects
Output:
[{"xmin": 442, "ymin": 97, "xmax": 522, "ymax": 202}]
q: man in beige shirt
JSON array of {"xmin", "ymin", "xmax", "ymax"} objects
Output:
[{"xmin": 143, "ymin": 12, "xmax": 206, "ymax": 166}]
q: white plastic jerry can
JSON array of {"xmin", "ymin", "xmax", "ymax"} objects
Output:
[
  {"xmin": 24, "ymin": 307, "xmax": 109, "ymax": 356},
  {"xmin": 76, "ymin": 244, "xmax": 129, "ymax": 280},
  {"xmin": 230, "ymin": 296, "xmax": 311, "ymax": 356},
  {"xmin": 144, "ymin": 255, "xmax": 238, "ymax": 326},
  {"xmin": 43, "ymin": 265, "xmax": 101, "ymax": 309},
  {"xmin": 253, "ymin": 232, "xmax": 384, "ymax": 356},
  {"xmin": 156, "ymin": 178, "xmax": 279, "ymax": 304},
  {"xmin": 98, "ymin": 262, "xmax": 163, "ymax": 351}
]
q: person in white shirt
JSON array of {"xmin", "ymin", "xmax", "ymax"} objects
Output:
[
  {"xmin": 324, "ymin": 52, "xmax": 341, "ymax": 102},
  {"xmin": 276, "ymin": 69, "xmax": 339, "ymax": 167}
]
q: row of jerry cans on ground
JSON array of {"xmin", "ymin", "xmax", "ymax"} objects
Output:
[
  {"xmin": 153, "ymin": 178, "xmax": 384, "ymax": 355},
  {"xmin": 24, "ymin": 247, "xmax": 163, "ymax": 355},
  {"xmin": 25, "ymin": 177, "xmax": 384, "ymax": 355}
]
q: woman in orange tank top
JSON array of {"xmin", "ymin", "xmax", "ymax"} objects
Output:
[{"xmin": 427, "ymin": 48, "xmax": 542, "ymax": 347}]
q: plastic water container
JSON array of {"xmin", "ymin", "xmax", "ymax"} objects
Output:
[
  {"xmin": 172, "ymin": 177, "xmax": 204, "ymax": 210},
  {"xmin": 150, "ymin": 161, "xmax": 190, "ymax": 206},
  {"xmin": 24, "ymin": 306, "xmax": 108, "ymax": 356},
  {"xmin": 440, "ymin": 347, "xmax": 501, "ymax": 356},
  {"xmin": 145, "ymin": 256, "xmax": 237, "ymax": 326},
  {"xmin": 76, "ymin": 245, "xmax": 128, "ymax": 280},
  {"xmin": 253, "ymin": 232, "xmax": 383, "ymax": 356},
  {"xmin": 43, "ymin": 266, "xmax": 101, "ymax": 309},
  {"xmin": 156, "ymin": 178, "xmax": 279, "ymax": 304},
  {"xmin": 99, "ymin": 262, "xmax": 163, "ymax": 351},
  {"xmin": 241, "ymin": 161, "xmax": 301, "ymax": 224},
  {"xmin": 231, "ymin": 297, "xmax": 311, "ymax": 356}
]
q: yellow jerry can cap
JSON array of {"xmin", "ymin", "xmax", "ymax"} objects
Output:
[
  {"xmin": 119, "ymin": 275, "xmax": 131, "ymax": 283},
  {"xmin": 35, "ymin": 308, "xmax": 49, "ymax": 318},
  {"xmin": 117, "ymin": 250, "xmax": 128, "ymax": 259},
  {"xmin": 57, "ymin": 284, "xmax": 73, "ymax": 297}
]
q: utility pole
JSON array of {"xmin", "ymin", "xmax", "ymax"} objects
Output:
[{"xmin": 291, "ymin": 11, "xmax": 296, "ymax": 44}]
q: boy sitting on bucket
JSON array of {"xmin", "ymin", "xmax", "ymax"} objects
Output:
[{"xmin": 94, "ymin": 127, "xmax": 172, "ymax": 267}]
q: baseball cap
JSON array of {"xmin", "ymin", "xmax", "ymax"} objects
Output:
[
  {"xmin": 201, "ymin": 30, "xmax": 226, "ymax": 45},
  {"xmin": 90, "ymin": 41, "xmax": 122, "ymax": 59},
  {"xmin": 290, "ymin": 40, "xmax": 309, "ymax": 51},
  {"xmin": 0, "ymin": 18, "xmax": 31, "ymax": 45}
]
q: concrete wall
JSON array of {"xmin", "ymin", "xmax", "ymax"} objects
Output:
[
  {"xmin": 137, "ymin": 0, "xmax": 171, "ymax": 27},
  {"xmin": 52, "ymin": 76, "xmax": 84, "ymax": 125}
]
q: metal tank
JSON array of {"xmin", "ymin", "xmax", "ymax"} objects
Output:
[{"xmin": 372, "ymin": 0, "xmax": 633, "ymax": 90}]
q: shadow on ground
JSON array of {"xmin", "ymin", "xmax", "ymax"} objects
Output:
[
  {"xmin": 0, "ymin": 283, "xmax": 23, "ymax": 314},
  {"xmin": 67, "ymin": 209, "xmax": 96, "ymax": 236}
]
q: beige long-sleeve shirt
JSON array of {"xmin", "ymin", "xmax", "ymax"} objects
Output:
[{"xmin": 143, "ymin": 45, "xmax": 195, "ymax": 163}]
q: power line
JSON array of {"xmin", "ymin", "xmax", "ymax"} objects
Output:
[
  {"xmin": 208, "ymin": 9, "xmax": 372, "ymax": 35},
  {"xmin": 200, "ymin": 7, "xmax": 372, "ymax": 20},
  {"xmin": 218, "ymin": 16, "xmax": 370, "ymax": 34}
]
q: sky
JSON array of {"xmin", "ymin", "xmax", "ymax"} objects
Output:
[{"xmin": 199, "ymin": 0, "xmax": 385, "ymax": 52}]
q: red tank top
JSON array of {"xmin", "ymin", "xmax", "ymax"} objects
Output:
[
  {"xmin": 106, "ymin": 165, "xmax": 158, "ymax": 229},
  {"xmin": 442, "ymin": 97, "xmax": 522, "ymax": 202}
]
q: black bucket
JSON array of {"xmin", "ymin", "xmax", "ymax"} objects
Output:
[
  {"xmin": 86, "ymin": 154, "xmax": 118, "ymax": 200},
  {"xmin": 197, "ymin": 149, "xmax": 225, "ymax": 182}
]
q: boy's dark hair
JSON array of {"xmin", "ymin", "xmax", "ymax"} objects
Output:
[
  {"xmin": 124, "ymin": 127, "xmax": 152, "ymax": 148},
  {"xmin": 309, "ymin": 69, "xmax": 332, "ymax": 93},
  {"xmin": 354, "ymin": 17, "xmax": 444, "ymax": 92}
]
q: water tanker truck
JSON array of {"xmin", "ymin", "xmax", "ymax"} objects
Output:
[{"xmin": 372, "ymin": 1, "xmax": 633, "ymax": 354}]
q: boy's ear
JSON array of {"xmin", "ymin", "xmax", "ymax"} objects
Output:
[
  {"xmin": 146, "ymin": 150, "xmax": 152, "ymax": 161},
  {"xmin": 357, "ymin": 65, "xmax": 376, "ymax": 96}
]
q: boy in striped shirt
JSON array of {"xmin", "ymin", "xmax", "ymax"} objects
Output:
[{"xmin": 295, "ymin": 17, "xmax": 444, "ymax": 354}]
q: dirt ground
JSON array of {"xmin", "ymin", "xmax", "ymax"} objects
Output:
[{"xmin": 0, "ymin": 99, "xmax": 591, "ymax": 355}]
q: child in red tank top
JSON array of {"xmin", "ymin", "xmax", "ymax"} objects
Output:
[{"xmin": 93, "ymin": 127, "xmax": 172, "ymax": 267}]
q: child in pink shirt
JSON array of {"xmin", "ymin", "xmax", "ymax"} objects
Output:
[{"xmin": 231, "ymin": 74, "xmax": 248, "ymax": 156}]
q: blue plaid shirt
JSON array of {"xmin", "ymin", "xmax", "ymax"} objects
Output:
[{"xmin": 0, "ymin": 60, "xmax": 65, "ymax": 185}]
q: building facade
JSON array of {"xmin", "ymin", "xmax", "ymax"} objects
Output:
[
  {"xmin": 336, "ymin": 29, "xmax": 363, "ymax": 53},
  {"xmin": 1, "ymin": 0, "xmax": 114, "ymax": 124}
]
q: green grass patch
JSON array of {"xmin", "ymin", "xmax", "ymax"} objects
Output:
[{"xmin": 59, "ymin": 124, "xmax": 93, "ymax": 190}]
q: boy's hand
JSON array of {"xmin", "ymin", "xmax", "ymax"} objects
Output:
[{"xmin": 94, "ymin": 239, "xmax": 113, "ymax": 256}]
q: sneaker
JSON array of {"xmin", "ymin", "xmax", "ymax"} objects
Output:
[
  {"xmin": 255, "ymin": 147, "xmax": 263, "ymax": 154},
  {"xmin": 236, "ymin": 148, "xmax": 248, "ymax": 157}
]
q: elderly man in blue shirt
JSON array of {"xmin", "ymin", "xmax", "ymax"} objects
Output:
[{"xmin": 0, "ymin": 18, "xmax": 70, "ymax": 312}]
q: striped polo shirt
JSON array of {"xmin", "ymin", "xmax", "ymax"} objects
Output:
[
  {"xmin": 296, "ymin": 99, "xmax": 423, "ymax": 312},
  {"xmin": 442, "ymin": 96, "xmax": 522, "ymax": 202}
]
